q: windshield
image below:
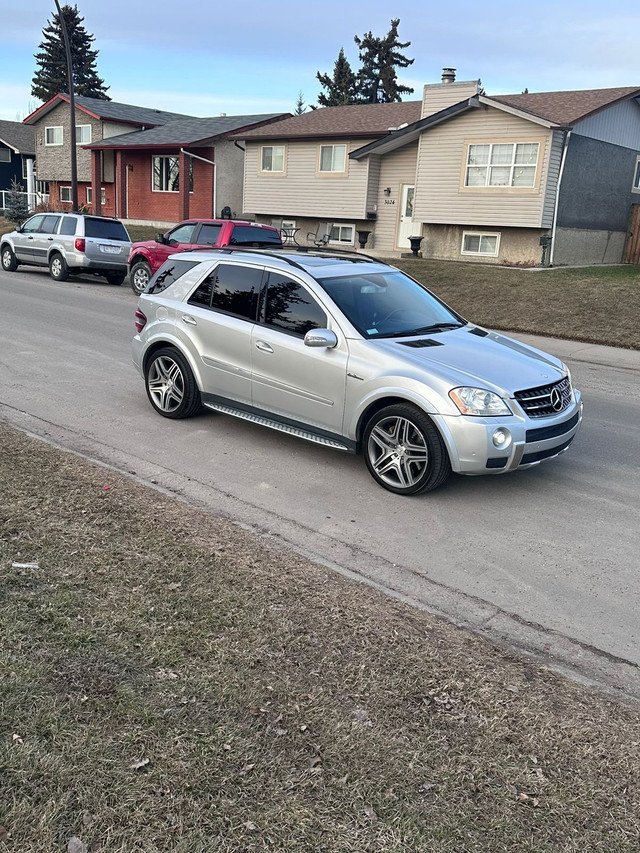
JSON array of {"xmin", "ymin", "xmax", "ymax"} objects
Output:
[{"xmin": 317, "ymin": 270, "xmax": 465, "ymax": 338}]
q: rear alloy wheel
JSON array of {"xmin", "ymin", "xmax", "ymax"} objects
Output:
[
  {"xmin": 1, "ymin": 245, "xmax": 18, "ymax": 272},
  {"xmin": 106, "ymin": 273, "xmax": 125, "ymax": 285},
  {"xmin": 130, "ymin": 260, "xmax": 152, "ymax": 294},
  {"xmin": 49, "ymin": 253, "xmax": 69, "ymax": 281},
  {"xmin": 363, "ymin": 403, "xmax": 451, "ymax": 495},
  {"xmin": 144, "ymin": 347, "xmax": 202, "ymax": 419}
]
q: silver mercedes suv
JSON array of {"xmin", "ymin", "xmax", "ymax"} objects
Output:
[
  {"xmin": 132, "ymin": 248, "xmax": 583, "ymax": 495},
  {"xmin": 1, "ymin": 212, "xmax": 131, "ymax": 284}
]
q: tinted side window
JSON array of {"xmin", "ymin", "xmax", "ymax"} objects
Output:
[
  {"xmin": 147, "ymin": 259, "xmax": 200, "ymax": 294},
  {"xmin": 196, "ymin": 223, "xmax": 222, "ymax": 245},
  {"xmin": 189, "ymin": 263, "xmax": 262, "ymax": 321},
  {"xmin": 59, "ymin": 217, "xmax": 77, "ymax": 235},
  {"xmin": 263, "ymin": 274, "xmax": 327, "ymax": 336},
  {"xmin": 84, "ymin": 218, "xmax": 129, "ymax": 241},
  {"xmin": 39, "ymin": 214, "xmax": 61, "ymax": 234},
  {"xmin": 228, "ymin": 225, "xmax": 281, "ymax": 246}
]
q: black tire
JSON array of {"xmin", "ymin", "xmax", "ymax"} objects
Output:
[
  {"xmin": 106, "ymin": 273, "xmax": 125, "ymax": 286},
  {"xmin": 130, "ymin": 259, "xmax": 152, "ymax": 294},
  {"xmin": 1, "ymin": 245, "xmax": 18, "ymax": 272},
  {"xmin": 144, "ymin": 347, "xmax": 201, "ymax": 419},
  {"xmin": 363, "ymin": 403, "xmax": 450, "ymax": 495},
  {"xmin": 49, "ymin": 253, "xmax": 69, "ymax": 281}
]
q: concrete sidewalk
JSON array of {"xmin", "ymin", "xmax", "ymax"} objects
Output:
[{"xmin": 506, "ymin": 332, "xmax": 640, "ymax": 372}]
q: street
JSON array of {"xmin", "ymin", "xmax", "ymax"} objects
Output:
[{"xmin": 1, "ymin": 266, "xmax": 639, "ymax": 697}]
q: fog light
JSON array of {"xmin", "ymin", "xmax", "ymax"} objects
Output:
[{"xmin": 492, "ymin": 428, "xmax": 512, "ymax": 449}]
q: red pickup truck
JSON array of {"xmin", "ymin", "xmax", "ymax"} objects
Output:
[{"xmin": 127, "ymin": 219, "xmax": 282, "ymax": 293}]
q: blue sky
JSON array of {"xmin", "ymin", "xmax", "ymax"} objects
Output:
[{"xmin": 1, "ymin": 0, "xmax": 640, "ymax": 122}]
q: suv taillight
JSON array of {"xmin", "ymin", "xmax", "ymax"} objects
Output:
[
  {"xmin": 134, "ymin": 309, "xmax": 147, "ymax": 333},
  {"xmin": 75, "ymin": 238, "xmax": 85, "ymax": 252}
]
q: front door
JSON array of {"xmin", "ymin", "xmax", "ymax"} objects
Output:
[
  {"xmin": 396, "ymin": 184, "xmax": 416, "ymax": 249},
  {"xmin": 624, "ymin": 204, "xmax": 640, "ymax": 264},
  {"xmin": 251, "ymin": 272, "xmax": 348, "ymax": 435}
]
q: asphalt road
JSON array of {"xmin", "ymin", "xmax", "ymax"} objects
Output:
[{"xmin": 1, "ymin": 266, "xmax": 639, "ymax": 698}]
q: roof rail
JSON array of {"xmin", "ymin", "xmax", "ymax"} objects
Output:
[{"xmin": 186, "ymin": 244, "xmax": 380, "ymax": 271}]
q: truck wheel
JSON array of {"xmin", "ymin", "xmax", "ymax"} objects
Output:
[{"xmin": 130, "ymin": 260, "xmax": 151, "ymax": 294}]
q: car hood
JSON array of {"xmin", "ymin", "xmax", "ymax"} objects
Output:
[{"xmin": 371, "ymin": 326, "xmax": 566, "ymax": 395}]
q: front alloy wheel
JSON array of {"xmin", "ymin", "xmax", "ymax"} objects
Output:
[
  {"xmin": 144, "ymin": 347, "xmax": 201, "ymax": 419},
  {"xmin": 363, "ymin": 404, "xmax": 450, "ymax": 495}
]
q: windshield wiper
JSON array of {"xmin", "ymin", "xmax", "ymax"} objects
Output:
[{"xmin": 390, "ymin": 322, "xmax": 465, "ymax": 338}]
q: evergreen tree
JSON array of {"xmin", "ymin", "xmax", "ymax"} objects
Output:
[
  {"xmin": 5, "ymin": 178, "xmax": 31, "ymax": 225},
  {"xmin": 354, "ymin": 18, "xmax": 414, "ymax": 103},
  {"xmin": 316, "ymin": 48, "xmax": 358, "ymax": 107},
  {"xmin": 31, "ymin": 5, "xmax": 110, "ymax": 102},
  {"xmin": 294, "ymin": 91, "xmax": 306, "ymax": 115}
]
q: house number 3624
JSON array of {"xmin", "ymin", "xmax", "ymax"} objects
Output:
[{"xmin": 384, "ymin": 199, "xmax": 396, "ymax": 205}]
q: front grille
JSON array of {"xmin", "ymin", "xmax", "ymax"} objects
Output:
[{"xmin": 514, "ymin": 376, "xmax": 572, "ymax": 418}]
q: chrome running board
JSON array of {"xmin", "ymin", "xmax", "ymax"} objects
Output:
[{"xmin": 203, "ymin": 401, "xmax": 351, "ymax": 451}]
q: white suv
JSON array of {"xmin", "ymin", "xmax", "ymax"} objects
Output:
[
  {"xmin": 132, "ymin": 248, "xmax": 583, "ymax": 495},
  {"xmin": 1, "ymin": 212, "xmax": 131, "ymax": 284}
]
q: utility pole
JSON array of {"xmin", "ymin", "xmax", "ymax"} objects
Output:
[{"xmin": 54, "ymin": 0, "xmax": 78, "ymax": 211}]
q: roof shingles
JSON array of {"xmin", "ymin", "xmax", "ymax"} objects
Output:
[{"xmin": 489, "ymin": 86, "xmax": 640, "ymax": 126}]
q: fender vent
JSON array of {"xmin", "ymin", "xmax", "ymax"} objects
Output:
[
  {"xmin": 468, "ymin": 327, "xmax": 489, "ymax": 337},
  {"xmin": 399, "ymin": 338, "xmax": 443, "ymax": 348}
]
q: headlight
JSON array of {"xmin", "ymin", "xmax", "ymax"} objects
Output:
[{"xmin": 449, "ymin": 387, "xmax": 512, "ymax": 416}]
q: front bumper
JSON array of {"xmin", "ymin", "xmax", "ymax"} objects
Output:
[{"xmin": 435, "ymin": 391, "xmax": 583, "ymax": 475}]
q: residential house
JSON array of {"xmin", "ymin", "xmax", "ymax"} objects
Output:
[
  {"xmin": 23, "ymin": 94, "xmax": 289, "ymax": 223},
  {"xmin": 0, "ymin": 120, "xmax": 41, "ymax": 210},
  {"xmin": 238, "ymin": 71, "xmax": 640, "ymax": 265}
]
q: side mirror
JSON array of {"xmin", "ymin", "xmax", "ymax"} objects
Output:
[
  {"xmin": 155, "ymin": 233, "xmax": 168, "ymax": 245},
  {"xmin": 304, "ymin": 329, "xmax": 338, "ymax": 348}
]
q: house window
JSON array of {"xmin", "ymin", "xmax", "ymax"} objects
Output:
[
  {"xmin": 0, "ymin": 148, "xmax": 10, "ymax": 163},
  {"xmin": 261, "ymin": 146, "xmax": 285, "ymax": 172},
  {"xmin": 86, "ymin": 187, "xmax": 106, "ymax": 205},
  {"xmin": 461, "ymin": 231, "xmax": 501, "ymax": 257},
  {"xmin": 152, "ymin": 156, "xmax": 193, "ymax": 192},
  {"xmin": 329, "ymin": 224, "xmax": 355, "ymax": 245},
  {"xmin": 60, "ymin": 186, "xmax": 73, "ymax": 202},
  {"xmin": 319, "ymin": 144, "xmax": 347, "ymax": 173},
  {"xmin": 76, "ymin": 125, "xmax": 91, "ymax": 144},
  {"xmin": 45, "ymin": 126, "xmax": 63, "ymax": 146},
  {"xmin": 633, "ymin": 157, "xmax": 640, "ymax": 193},
  {"xmin": 465, "ymin": 142, "xmax": 539, "ymax": 188}
]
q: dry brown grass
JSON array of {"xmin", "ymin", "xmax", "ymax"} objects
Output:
[{"xmin": 1, "ymin": 423, "xmax": 639, "ymax": 852}]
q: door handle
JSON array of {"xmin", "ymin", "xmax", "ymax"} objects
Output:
[
  {"xmin": 181, "ymin": 314, "xmax": 197, "ymax": 325},
  {"xmin": 255, "ymin": 340, "xmax": 274, "ymax": 353},
  {"xmin": 27, "ymin": 236, "xmax": 34, "ymax": 240}
]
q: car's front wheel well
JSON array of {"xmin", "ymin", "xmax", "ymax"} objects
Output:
[{"xmin": 357, "ymin": 396, "xmax": 426, "ymax": 449}]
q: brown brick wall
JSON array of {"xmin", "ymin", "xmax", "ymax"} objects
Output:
[{"xmin": 124, "ymin": 148, "xmax": 215, "ymax": 221}]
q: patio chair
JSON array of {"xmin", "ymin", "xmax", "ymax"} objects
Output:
[{"xmin": 307, "ymin": 222, "xmax": 333, "ymax": 247}]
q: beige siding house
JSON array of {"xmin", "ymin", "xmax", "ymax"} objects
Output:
[{"xmin": 237, "ymin": 71, "xmax": 640, "ymax": 266}]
